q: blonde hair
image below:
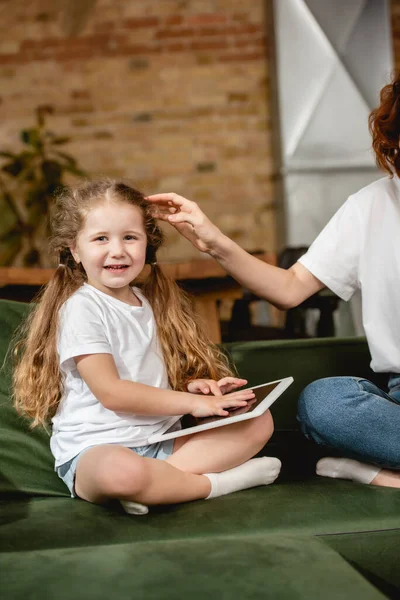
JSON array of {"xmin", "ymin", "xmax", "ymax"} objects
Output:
[{"xmin": 13, "ymin": 179, "xmax": 233, "ymax": 427}]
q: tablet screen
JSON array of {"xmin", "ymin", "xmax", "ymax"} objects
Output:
[{"xmin": 195, "ymin": 381, "xmax": 281, "ymax": 426}]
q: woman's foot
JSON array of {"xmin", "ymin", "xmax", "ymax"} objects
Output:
[{"xmin": 316, "ymin": 457, "xmax": 381, "ymax": 485}]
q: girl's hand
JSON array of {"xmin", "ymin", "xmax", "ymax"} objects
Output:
[
  {"xmin": 187, "ymin": 377, "xmax": 248, "ymax": 396},
  {"xmin": 190, "ymin": 388, "xmax": 255, "ymax": 419},
  {"xmin": 187, "ymin": 379, "xmax": 224, "ymax": 396},
  {"xmin": 146, "ymin": 193, "xmax": 224, "ymax": 254},
  {"xmin": 217, "ymin": 377, "xmax": 248, "ymax": 394}
]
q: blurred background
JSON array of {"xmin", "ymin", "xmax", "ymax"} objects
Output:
[{"xmin": 0, "ymin": 0, "xmax": 397, "ymax": 343}]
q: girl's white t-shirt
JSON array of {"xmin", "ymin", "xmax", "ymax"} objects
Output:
[
  {"xmin": 298, "ymin": 175, "xmax": 400, "ymax": 374},
  {"xmin": 51, "ymin": 283, "xmax": 181, "ymax": 467}
]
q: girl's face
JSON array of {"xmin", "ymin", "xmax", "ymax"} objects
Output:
[{"xmin": 70, "ymin": 200, "xmax": 148, "ymax": 300}]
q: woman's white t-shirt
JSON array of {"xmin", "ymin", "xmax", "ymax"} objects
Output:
[
  {"xmin": 298, "ymin": 175, "xmax": 400, "ymax": 374},
  {"xmin": 51, "ymin": 284, "xmax": 181, "ymax": 467}
]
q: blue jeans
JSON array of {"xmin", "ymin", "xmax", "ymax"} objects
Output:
[{"xmin": 297, "ymin": 375, "xmax": 400, "ymax": 470}]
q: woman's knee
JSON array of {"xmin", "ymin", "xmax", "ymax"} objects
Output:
[{"xmin": 297, "ymin": 376, "xmax": 356, "ymax": 433}]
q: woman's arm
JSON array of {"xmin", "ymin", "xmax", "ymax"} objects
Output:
[
  {"xmin": 147, "ymin": 193, "xmax": 324, "ymax": 309},
  {"xmin": 74, "ymin": 353, "xmax": 255, "ymax": 418}
]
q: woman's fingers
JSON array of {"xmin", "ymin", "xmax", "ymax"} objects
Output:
[
  {"xmin": 146, "ymin": 193, "xmax": 193, "ymax": 210},
  {"xmin": 147, "ymin": 192, "xmax": 222, "ymax": 254}
]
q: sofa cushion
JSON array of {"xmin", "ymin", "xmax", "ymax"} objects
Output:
[
  {"xmin": 1, "ymin": 480, "xmax": 400, "ymax": 553},
  {"xmin": 0, "ymin": 300, "xmax": 68, "ymax": 497},
  {"xmin": 0, "ymin": 534, "xmax": 388, "ymax": 600}
]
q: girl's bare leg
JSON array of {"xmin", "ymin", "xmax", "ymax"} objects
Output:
[
  {"xmin": 75, "ymin": 444, "xmax": 211, "ymax": 505},
  {"xmin": 74, "ymin": 411, "xmax": 275, "ymax": 506},
  {"xmin": 167, "ymin": 410, "xmax": 274, "ymax": 473}
]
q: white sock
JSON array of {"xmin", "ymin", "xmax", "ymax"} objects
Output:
[
  {"xmin": 205, "ymin": 457, "xmax": 281, "ymax": 499},
  {"xmin": 316, "ymin": 457, "xmax": 381, "ymax": 485},
  {"xmin": 120, "ymin": 500, "xmax": 149, "ymax": 515}
]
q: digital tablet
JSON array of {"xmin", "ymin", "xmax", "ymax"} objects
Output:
[{"xmin": 148, "ymin": 377, "xmax": 294, "ymax": 444}]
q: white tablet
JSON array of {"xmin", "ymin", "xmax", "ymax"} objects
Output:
[{"xmin": 148, "ymin": 377, "xmax": 294, "ymax": 444}]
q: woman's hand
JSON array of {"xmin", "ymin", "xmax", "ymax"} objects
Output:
[
  {"xmin": 187, "ymin": 377, "xmax": 248, "ymax": 396},
  {"xmin": 190, "ymin": 388, "xmax": 255, "ymax": 419},
  {"xmin": 146, "ymin": 192, "xmax": 224, "ymax": 254}
]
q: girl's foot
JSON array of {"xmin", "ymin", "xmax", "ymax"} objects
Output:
[
  {"xmin": 316, "ymin": 457, "xmax": 381, "ymax": 485},
  {"xmin": 205, "ymin": 456, "xmax": 282, "ymax": 499},
  {"xmin": 120, "ymin": 500, "xmax": 149, "ymax": 515}
]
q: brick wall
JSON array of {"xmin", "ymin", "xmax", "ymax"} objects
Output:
[{"xmin": 0, "ymin": 0, "xmax": 275, "ymax": 262}]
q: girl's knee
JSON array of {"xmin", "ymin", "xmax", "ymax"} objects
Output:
[
  {"xmin": 247, "ymin": 409, "xmax": 274, "ymax": 445},
  {"xmin": 81, "ymin": 447, "xmax": 150, "ymax": 499}
]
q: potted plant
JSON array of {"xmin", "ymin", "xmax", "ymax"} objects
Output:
[{"xmin": 0, "ymin": 105, "xmax": 87, "ymax": 267}]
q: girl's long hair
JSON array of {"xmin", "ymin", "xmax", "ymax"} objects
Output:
[
  {"xmin": 369, "ymin": 72, "xmax": 400, "ymax": 177},
  {"xmin": 13, "ymin": 179, "xmax": 233, "ymax": 427}
]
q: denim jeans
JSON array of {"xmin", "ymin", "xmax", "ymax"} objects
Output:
[{"xmin": 297, "ymin": 375, "xmax": 400, "ymax": 470}]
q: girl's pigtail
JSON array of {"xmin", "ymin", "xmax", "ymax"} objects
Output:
[
  {"xmin": 13, "ymin": 260, "xmax": 85, "ymax": 427},
  {"xmin": 142, "ymin": 263, "xmax": 234, "ymax": 392}
]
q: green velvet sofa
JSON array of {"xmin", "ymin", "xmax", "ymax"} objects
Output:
[{"xmin": 1, "ymin": 299, "xmax": 399, "ymax": 600}]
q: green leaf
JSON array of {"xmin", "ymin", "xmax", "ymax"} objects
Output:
[
  {"xmin": 42, "ymin": 160, "xmax": 62, "ymax": 183},
  {"xmin": 20, "ymin": 128, "xmax": 42, "ymax": 149},
  {"xmin": 0, "ymin": 151, "xmax": 17, "ymax": 159},
  {"xmin": 2, "ymin": 160, "xmax": 24, "ymax": 177},
  {"xmin": 25, "ymin": 185, "xmax": 47, "ymax": 210}
]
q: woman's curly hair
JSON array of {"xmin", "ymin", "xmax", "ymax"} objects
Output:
[{"xmin": 369, "ymin": 72, "xmax": 400, "ymax": 177}]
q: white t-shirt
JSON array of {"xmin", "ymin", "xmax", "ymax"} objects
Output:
[
  {"xmin": 298, "ymin": 175, "xmax": 400, "ymax": 374},
  {"xmin": 51, "ymin": 283, "xmax": 181, "ymax": 467}
]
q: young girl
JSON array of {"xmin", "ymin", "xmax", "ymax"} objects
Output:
[{"xmin": 13, "ymin": 179, "xmax": 281, "ymax": 515}]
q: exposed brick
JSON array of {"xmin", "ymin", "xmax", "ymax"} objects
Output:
[
  {"xmin": 186, "ymin": 14, "xmax": 228, "ymax": 26},
  {"xmin": 93, "ymin": 131, "xmax": 114, "ymax": 139},
  {"xmin": 132, "ymin": 113, "xmax": 153, "ymax": 122},
  {"xmin": 94, "ymin": 21, "xmax": 116, "ymax": 33},
  {"xmin": 71, "ymin": 90, "xmax": 92, "ymax": 100},
  {"xmin": 219, "ymin": 51, "xmax": 265, "ymax": 63},
  {"xmin": 189, "ymin": 40, "xmax": 230, "ymax": 51},
  {"xmin": 123, "ymin": 16, "xmax": 159, "ymax": 28},
  {"xmin": 164, "ymin": 42, "xmax": 186, "ymax": 52},
  {"xmin": 164, "ymin": 15, "xmax": 184, "ymax": 26},
  {"xmin": 155, "ymin": 28, "xmax": 195, "ymax": 39},
  {"xmin": 128, "ymin": 57, "xmax": 150, "ymax": 69},
  {"xmin": 196, "ymin": 161, "xmax": 217, "ymax": 172},
  {"xmin": 71, "ymin": 119, "xmax": 89, "ymax": 127}
]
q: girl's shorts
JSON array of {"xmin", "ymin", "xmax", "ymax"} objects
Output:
[{"xmin": 56, "ymin": 419, "xmax": 182, "ymax": 498}]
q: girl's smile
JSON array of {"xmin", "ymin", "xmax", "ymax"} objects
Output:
[{"xmin": 70, "ymin": 200, "xmax": 147, "ymax": 302}]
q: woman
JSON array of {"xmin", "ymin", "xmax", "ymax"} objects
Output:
[{"xmin": 148, "ymin": 74, "xmax": 400, "ymax": 489}]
